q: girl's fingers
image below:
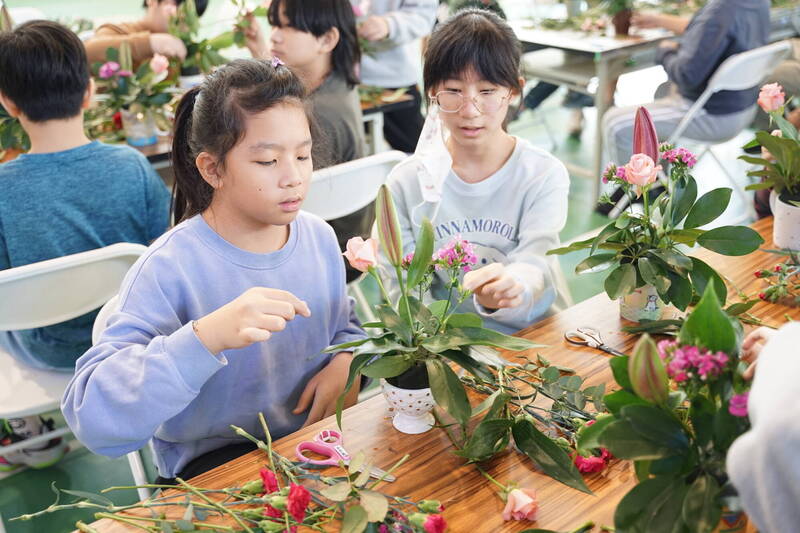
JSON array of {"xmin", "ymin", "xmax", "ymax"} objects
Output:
[
  {"xmin": 463, "ymin": 264, "xmax": 503, "ymax": 291},
  {"xmin": 254, "ymin": 314, "xmax": 287, "ymax": 333},
  {"xmin": 496, "ymin": 295, "xmax": 524, "ymax": 308},
  {"xmin": 294, "ymin": 378, "xmax": 317, "ymax": 415},
  {"xmin": 482, "ymin": 275, "xmax": 516, "ymax": 295},
  {"xmin": 743, "ymin": 360, "xmax": 757, "ymax": 381},
  {"xmin": 240, "ymin": 327, "xmax": 271, "ymax": 344},
  {"xmin": 302, "ymin": 397, "xmax": 326, "ymax": 428}
]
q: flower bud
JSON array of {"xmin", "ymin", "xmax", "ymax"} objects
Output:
[
  {"xmin": 240, "ymin": 480, "xmax": 264, "ymax": 495},
  {"xmin": 633, "ymin": 107, "xmax": 659, "ymax": 163},
  {"xmin": 259, "ymin": 520, "xmax": 288, "ymax": 532},
  {"xmin": 375, "ymin": 185, "xmax": 403, "ymax": 266},
  {"xmin": 408, "ymin": 513, "xmax": 428, "ymax": 529},
  {"xmin": 629, "ymin": 334, "xmax": 669, "ymax": 404},
  {"xmin": 418, "ymin": 500, "xmax": 443, "ymax": 513},
  {"xmin": 269, "ymin": 495, "xmax": 287, "ymax": 510}
]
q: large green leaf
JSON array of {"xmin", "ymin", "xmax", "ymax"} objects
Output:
[
  {"xmin": 670, "ymin": 175, "xmax": 698, "ymax": 226},
  {"xmin": 689, "ymin": 396, "xmax": 715, "ymax": 449},
  {"xmin": 666, "ymin": 270, "xmax": 692, "ymax": 311},
  {"xmin": 407, "ymin": 218, "xmax": 434, "ymax": 289},
  {"xmin": 359, "ymin": 490, "xmax": 389, "ymax": 523},
  {"xmin": 576, "ymin": 414, "xmax": 615, "ymax": 453},
  {"xmin": 648, "ymin": 249, "xmax": 693, "ymax": 272},
  {"xmin": 352, "ymin": 337, "xmax": 417, "ymax": 357},
  {"xmin": 598, "ymin": 420, "xmax": 676, "ymax": 460},
  {"xmin": 341, "ymin": 505, "xmax": 368, "ymax": 533},
  {"xmin": 697, "ymin": 226, "xmax": 764, "ymax": 256},
  {"xmin": 439, "ymin": 349, "xmax": 493, "ymax": 382},
  {"xmin": 682, "ymin": 474, "xmax": 721, "ymax": 533},
  {"xmin": 376, "ymin": 305, "xmax": 412, "ymax": 345},
  {"xmin": 455, "ymin": 418, "xmax": 513, "ymax": 461},
  {"xmin": 679, "ymin": 284, "xmax": 737, "ymax": 354},
  {"xmin": 421, "ymin": 327, "xmax": 540, "ymax": 353},
  {"xmin": 426, "ymin": 359, "xmax": 471, "ymax": 426},
  {"xmin": 621, "ymin": 405, "xmax": 689, "ymax": 452},
  {"xmin": 336, "ymin": 353, "xmax": 374, "ymax": 428},
  {"xmin": 591, "ymin": 221, "xmax": 623, "ymax": 256},
  {"xmin": 688, "ymin": 257, "xmax": 727, "ymax": 305},
  {"xmin": 548, "ymin": 236, "xmax": 595, "ymax": 255},
  {"xmin": 615, "ymin": 476, "xmax": 690, "ymax": 533},
  {"xmin": 609, "ymin": 356, "xmax": 632, "ymax": 390},
  {"xmin": 669, "ymin": 228, "xmax": 704, "ymax": 246},
  {"xmin": 512, "ymin": 418, "xmax": 591, "ymax": 494},
  {"xmin": 684, "ymin": 188, "xmax": 732, "ymax": 229},
  {"xmin": 575, "ymin": 253, "xmax": 619, "ymax": 275},
  {"xmin": 604, "ymin": 390, "xmax": 650, "ymax": 417},
  {"xmin": 360, "ymin": 356, "xmax": 413, "ymax": 379},
  {"xmin": 445, "ymin": 313, "xmax": 482, "ymax": 329},
  {"xmin": 637, "ymin": 257, "xmax": 670, "ymax": 294},
  {"xmin": 605, "ymin": 263, "xmax": 637, "ymax": 300}
]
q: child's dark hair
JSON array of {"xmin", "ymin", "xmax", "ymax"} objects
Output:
[
  {"xmin": 171, "ymin": 59, "xmax": 309, "ymax": 222},
  {"xmin": 268, "ymin": 0, "xmax": 361, "ymax": 88},
  {"xmin": 141, "ymin": 0, "xmax": 208, "ymax": 16},
  {"xmin": 423, "ymin": 8, "xmax": 522, "ymax": 95},
  {"xmin": 0, "ymin": 20, "xmax": 89, "ymax": 122}
]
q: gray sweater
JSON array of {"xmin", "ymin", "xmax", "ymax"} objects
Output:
[
  {"xmin": 656, "ymin": 0, "xmax": 770, "ymax": 115},
  {"xmin": 311, "ymin": 72, "xmax": 365, "ymax": 168},
  {"xmin": 356, "ymin": 0, "xmax": 438, "ymax": 87}
]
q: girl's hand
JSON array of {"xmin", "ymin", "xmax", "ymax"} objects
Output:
[
  {"xmin": 293, "ymin": 352, "xmax": 358, "ymax": 427},
  {"xmin": 149, "ymin": 33, "xmax": 187, "ymax": 60},
  {"xmin": 463, "ymin": 263, "xmax": 525, "ymax": 310},
  {"xmin": 631, "ymin": 11, "xmax": 662, "ymax": 29},
  {"xmin": 194, "ymin": 287, "xmax": 310, "ymax": 355},
  {"xmin": 241, "ymin": 12, "xmax": 269, "ymax": 59},
  {"xmin": 741, "ymin": 326, "xmax": 775, "ymax": 380},
  {"xmin": 357, "ymin": 16, "xmax": 390, "ymax": 41}
]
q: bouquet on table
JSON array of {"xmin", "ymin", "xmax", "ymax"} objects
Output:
[
  {"xmin": 548, "ymin": 107, "xmax": 763, "ymax": 323},
  {"xmin": 580, "ymin": 284, "xmax": 752, "ymax": 532},
  {"xmin": 169, "ymin": 0, "xmax": 235, "ymax": 77}
]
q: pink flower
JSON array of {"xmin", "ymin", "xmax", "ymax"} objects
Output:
[
  {"xmin": 433, "ymin": 236, "xmax": 478, "ymax": 272},
  {"xmin": 352, "ymin": 4, "xmax": 364, "ymax": 17},
  {"xmin": 401, "ymin": 252, "xmax": 414, "ymax": 268},
  {"xmin": 574, "ymin": 453, "xmax": 607, "ymax": 473},
  {"xmin": 259, "ymin": 467, "xmax": 279, "ymax": 494},
  {"xmin": 502, "ymin": 488, "xmax": 539, "ymax": 521},
  {"xmin": 423, "ymin": 514, "xmax": 447, "ymax": 533},
  {"xmin": 150, "ymin": 53, "xmax": 169, "ymax": 74},
  {"xmin": 343, "ymin": 237, "xmax": 379, "ymax": 272},
  {"xmin": 623, "ymin": 153, "xmax": 662, "ymax": 187},
  {"xmin": 98, "ymin": 61, "xmax": 120, "ymax": 79},
  {"xmin": 117, "ymin": 70, "xmax": 133, "ymax": 77},
  {"xmin": 758, "ymin": 83, "xmax": 785, "ymax": 113},
  {"xmin": 263, "ymin": 504, "xmax": 282, "ymax": 518},
  {"xmin": 729, "ymin": 392, "xmax": 749, "ymax": 417},
  {"xmin": 379, "ymin": 525, "xmax": 389, "ymax": 533},
  {"xmin": 287, "ymin": 483, "xmax": 311, "ymax": 522}
]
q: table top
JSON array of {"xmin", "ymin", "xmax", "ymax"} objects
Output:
[
  {"xmin": 510, "ymin": 24, "xmax": 672, "ymax": 56},
  {"xmin": 89, "ymin": 217, "xmax": 796, "ymax": 532}
]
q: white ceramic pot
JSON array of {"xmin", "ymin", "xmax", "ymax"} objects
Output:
[
  {"xmin": 381, "ymin": 380, "xmax": 435, "ymax": 434},
  {"xmin": 120, "ymin": 108, "xmax": 157, "ymax": 147},
  {"xmin": 620, "ymin": 284, "xmax": 673, "ymax": 323},
  {"xmin": 770, "ymin": 190, "xmax": 800, "ymax": 251}
]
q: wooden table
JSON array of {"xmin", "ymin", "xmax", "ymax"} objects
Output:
[{"xmin": 90, "ymin": 217, "xmax": 797, "ymax": 532}]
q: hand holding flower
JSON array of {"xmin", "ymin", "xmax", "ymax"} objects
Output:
[
  {"xmin": 463, "ymin": 263, "xmax": 527, "ymax": 310},
  {"xmin": 741, "ymin": 326, "xmax": 775, "ymax": 380}
]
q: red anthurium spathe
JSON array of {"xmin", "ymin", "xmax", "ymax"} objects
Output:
[
  {"xmin": 375, "ymin": 185, "xmax": 404, "ymax": 266},
  {"xmin": 632, "ymin": 106, "xmax": 659, "ymax": 163}
]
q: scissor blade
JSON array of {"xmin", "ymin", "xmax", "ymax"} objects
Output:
[
  {"xmin": 602, "ymin": 345, "xmax": 627, "ymax": 357},
  {"xmin": 364, "ymin": 466, "xmax": 395, "ymax": 482}
]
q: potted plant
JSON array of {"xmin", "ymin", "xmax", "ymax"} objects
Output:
[
  {"xmin": 0, "ymin": 104, "xmax": 30, "ymax": 163},
  {"xmin": 741, "ymin": 83, "xmax": 800, "ymax": 251},
  {"xmin": 578, "ymin": 284, "xmax": 753, "ymax": 532},
  {"xmin": 93, "ymin": 43, "xmax": 174, "ymax": 147},
  {"xmin": 169, "ymin": 0, "xmax": 235, "ymax": 87},
  {"xmin": 603, "ymin": 0, "xmax": 634, "ymax": 35},
  {"xmin": 328, "ymin": 186, "xmax": 539, "ymax": 434},
  {"xmin": 548, "ymin": 107, "xmax": 763, "ymax": 322}
]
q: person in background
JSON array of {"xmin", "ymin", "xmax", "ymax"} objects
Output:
[
  {"xmin": 84, "ymin": 0, "xmax": 209, "ymax": 65},
  {"xmin": 603, "ymin": 0, "xmax": 770, "ymax": 168},
  {"xmin": 382, "ymin": 9, "xmax": 570, "ymax": 335},
  {"xmin": 62, "ymin": 59, "xmax": 365, "ymax": 483},
  {"xmin": 0, "ymin": 20, "xmax": 170, "ymax": 471},
  {"xmin": 727, "ymin": 321, "xmax": 800, "ymax": 533},
  {"xmin": 354, "ymin": 0, "xmax": 438, "ymax": 153}
]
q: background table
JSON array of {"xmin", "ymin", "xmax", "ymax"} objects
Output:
[{"xmin": 89, "ymin": 217, "xmax": 796, "ymax": 532}]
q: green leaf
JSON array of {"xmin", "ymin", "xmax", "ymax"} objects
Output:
[
  {"xmin": 575, "ymin": 252, "xmax": 618, "ymax": 274},
  {"xmin": 375, "ymin": 305, "xmax": 412, "ymax": 344},
  {"xmin": 175, "ymin": 519, "xmax": 194, "ymax": 531},
  {"xmin": 689, "ymin": 396, "xmax": 715, "ymax": 449},
  {"xmin": 605, "ymin": 263, "xmax": 637, "ymax": 300},
  {"xmin": 407, "ymin": 218, "xmax": 434, "ymax": 289},
  {"xmin": 512, "ymin": 418, "xmax": 591, "ymax": 494},
  {"xmin": 428, "ymin": 300, "xmax": 449, "ymax": 317},
  {"xmin": 697, "ymin": 226, "xmax": 764, "ymax": 256},
  {"xmin": 725, "ymin": 300, "xmax": 757, "ymax": 316},
  {"xmin": 352, "ymin": 337, "xmax": 417, "ymax": 357},
  {"xmin": 604, "ymin": 390, "xmax": 649, "ymax": 417},
  {"xmin": 670, "ymin": 174, "xmax": 698, "ymax": 226},
  {"xmin": 439, "ymin": 349, "xmax": 493, "ymax": 382},
  {"xmin": 713, "ymin": 407, "xmax": 742, "ymax": 453},
  {"xmin": 326, "ymin": 337, "xmax": 371, "ymax": 352},
  {"xmin": 615, "ymin": 476, "xmax": 690, "ymax": 533},
  {"xmin": 669, "ymin": 228, "xmax": 704, "ymax": 246},
  {"xmin": 576, "ymin": 413, "xmax": 615, "ymax": 452},
  {"xmin": 548, "ymin": 236, "xmax": 595, "ymax": 255},
  {"xmin": 320, "ymin": 481, "xmax": 352, "ymax": 502},
  {"xmin": 541, "ymin": 365, "xmax": 561, "ymax": 383},
  {"xmin": 60, "ymin": 489, "xmax": 113, "ymax": 506},
  {"xmin": 599, "ymin": 420, "xmax": 677, "ymax": 461},
  {"xmin": 353, "ymin": 463, "xmax": 372, "ymax": 487},
  {"xmin": 666, "ymin": 270, "xmax": 692, "ymax": 311},
  {"xmin": 455, "ymin": 419, "xmax": 513, "ymax": 461},
  {"xmin": 421, "ymin": 327, "xmax": 540, "ymax": 353},
  {"xmin": 637, "ymin": 257, "xmax": 670, "ymax": 294},
  {"xmin": 359, "ymin": 490, "xmax": 389, "ymax": 522},
  {"xmin": 471, "ymin": 389, "xmax": 504, "ymax": 417},
  {"xmin": 360, "ymin": 356, "xmax": 413, "ymax": 379},
  {"xmin": 348, "ymin": 451, "xmax": 366, "ymax": 475},
  {"xmin": 591, "ymin": 221, "xmax": 623, "ymax": 256},
  {"xmin": 609, "ymin": 355, "xmax": 632, "ymax": 390},
  {"xmin": 336, "ymin": 353, "xmax": 372, "ymax": 428},
  {"xmin": 621, "ymin": 405, "xmax": 689, "ymax": 452},
  {"xmin": 426, "ymin": 359, "xmax": 471, "ymax": 426},
  {"xmin": 688, "ymin": 257, "xmax": 727, "ymax": 305},
  {"xmin": 679, "ymin": 284, "xmax": 737, "ymax": 354},
  {"xmin": 445, "ymin": 313, "xmax": 482, "ymax": 329},
  {"xmin": 684, "ymin": 188, "xmax": 732, "ymax": 229},
  {"xmin": 682, "ymin": 474, "xmax": 721, "ymax": 533},
  {"xmin": 341, "ymin": 505, "xmax": 369, "ymax": 533},
  {"xmin": 648, "ymin": 249, "xmax": 693, "ymax": 272}
]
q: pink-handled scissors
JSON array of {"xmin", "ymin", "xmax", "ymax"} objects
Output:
[{"xmin": 295, "ymin": 429, "xmax": 395, "ymax": 482}]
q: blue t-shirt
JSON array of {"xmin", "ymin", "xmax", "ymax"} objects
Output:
[
  {"xmin": 62, "ymin": 212, "xmax": 365, "ymax": 477},
  {"xmin": 0, "ymin": 141, "xmax": 171, "ymax": 370}
]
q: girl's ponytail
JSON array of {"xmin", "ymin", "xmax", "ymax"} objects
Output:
[{"xmin": 170, "ymin": 86, "xmax": 213, "ymax": 224}]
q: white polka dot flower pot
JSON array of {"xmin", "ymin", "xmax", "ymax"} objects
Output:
[
  {"xmin": 381, "ymin": 380, "xmax": 435, "ymax": 434},
  {"xmin": 771, "ymin": 190, "xmax": 800, "ymax": 251}
]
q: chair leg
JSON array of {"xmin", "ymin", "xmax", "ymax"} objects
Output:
[
  {"xmin": 126, "ymin": 450, "xmax": 152, "ymax": 501},
  {"xmin": 537, "ymin": 109, "xmax": 559, "ymax": 152},
  {"xmin": 350, "ymin": 281, "xmax": 377, "ymax": 323}
]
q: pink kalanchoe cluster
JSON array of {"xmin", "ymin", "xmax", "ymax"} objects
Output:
[
  {"xmin": 657, "ymin": 340, "xmax": 729, "ymax": 382},
  {"xmin": 98, "ymin": 61, "xmax": 120, "ymax": 79},
  {"xmin": 433, "ymin": 236, "xmax": 478, "ymax": 272},
  {"xmin": 401, "ymin": 251, "xmax": 415, "ymax": 269},
  {"xmin": 729, "ymin": 392, "xmax": 749, "ymax": 418},
  {"xmin": 660, "ymin": 147, "xmax": 698, "ymax": 168}
]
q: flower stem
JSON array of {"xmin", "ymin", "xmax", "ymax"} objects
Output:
[
  {"xmin": 175, "ymin": 478, "xmax": 253, "ymax": 533},
  {"xmin": 473, "ymin": 463, "xmax": 508, "ymax": 494},
  {"xmin": 368, "ymin": 266, "xmax": 392, "ymax": 306}
]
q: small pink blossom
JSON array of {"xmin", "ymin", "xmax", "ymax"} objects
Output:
[
  {"xmin": 433, "ymin": 236, "xmax": 478, "ymax": 272},
  {"xmin": 149, "ymin": 53, "xmax": 169, "ymax": 74},
  {"xmin": 423, "ymin": 514, "xmax": 447, "ymax": 533},
  {"xmin": 117, "ymin": 70, "xmax": 133, "ymax": 77},
  {"xmin": 623, "ymin": 153, "xmax": 661, "ymax": 187},
  {"xmin": 502, "ymin": 488, "xmax": 539, "ymax": 521},
  {"xmin": 343, "ymin": 236, "xmax": 379, "ymax": 272},
  {"xmin": 98, "ymin": 61, "xmax": 120, "ymax": 79},
  {"xmin": 758, "ymin": 83, "xmax": 785, "ymax": 113},
  {"xmin": 352, "ymin": 4, "xmax": 364, "ymax": 17},
  {"xmin": 729, "ymin": 392, "xmax": 749, "ymax": 417}
]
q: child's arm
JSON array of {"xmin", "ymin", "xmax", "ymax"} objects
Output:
[{"xmin": 360, "ymin": 0, "xmax": 438, "ymax": 45}]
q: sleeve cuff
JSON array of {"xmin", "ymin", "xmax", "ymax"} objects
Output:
[{"xmin": 163, "ymin": 322, "xmax": 227, "ymax": 393}]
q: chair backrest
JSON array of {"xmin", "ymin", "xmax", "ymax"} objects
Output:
[
  {"xmin": 302, "ymin": 150, "xmax": 407, "ymax": 221},
  {"xmin": 92, "ymin": 294, "xmax": 120, "ymax": 344},
  {"xmin": 668, "ymin": 40, "xmax": 792, "ymax": 144},
  {"xmin": 0, "ymin": 243, "xmax": 146, "ymax": 331}
]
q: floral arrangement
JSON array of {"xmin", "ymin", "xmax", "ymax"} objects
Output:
[
  {"xmin": 169, "ymin": 0, "xmax": 235, "ymax": 74},
  {"xmin": 741, "ymin": 83, "xmax": 800, "ymax": 204},
  {"xmin": 94, "ymin": 44, "xmax": 174, "ymax": 116},
  {"xmin": 231, "ymin": 0, "xmax": 268, "ymax": 48},
  {"xmin": 352, "ymin": 2, "xmax": 379, "ymax": 58},
  {"xmin": 753, "ymin": 248, "xmax": 800, "ymax": 306},
  {"xmin": 548, "ymin": 107, "xmax": 763, "ymax": 312},
  {"xmin": 601, "ymin": 0, "xmax": 633, "ymax": 16},
  {"xmin": 579, "ymin": 284, "xmax": 752, "ymax": 532},
  {"xmin": 13, "ymin": 415, "xmax": 447, "ymax": 533},
  {"xmin": 0, "ymin": 104, "xmax": 30, "ymax": 161}
]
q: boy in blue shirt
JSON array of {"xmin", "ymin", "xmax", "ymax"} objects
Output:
[{"xmin": 0, "ymin": 20, "xmax": 170, "ymax": 470}]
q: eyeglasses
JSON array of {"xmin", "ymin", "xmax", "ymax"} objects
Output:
[{"xmin": 432, "ymin": 89, "xmax": 512, "ymax": 114}]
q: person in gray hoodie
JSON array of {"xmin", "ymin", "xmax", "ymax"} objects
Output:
[{"xmin": 354, "ymin": 0, "xmax": 438, "ymax": 152}]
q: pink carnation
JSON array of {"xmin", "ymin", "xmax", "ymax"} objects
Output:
[
  {"xmin": 758, "ymin": 83, "xmax": 785, "ymax": 113},
  {"xmin": 729, "ymin": 392, "xmax": 749, "ymax": 417},
  {"xmin": 423, "ymin": 514, "xmax": 447, "ymax": 533}
]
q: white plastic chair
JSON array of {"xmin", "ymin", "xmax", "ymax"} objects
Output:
[
  {"xmin": 0, "ymin": 243, "xmax": 145, "ymax": 461},
  {"xmin": 303, "ymin": 151, "xmax": 408, "ymax": 322}
]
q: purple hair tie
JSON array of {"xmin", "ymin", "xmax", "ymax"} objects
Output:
[{"xmin": 271, "ymin": 56, "xmax": 284, "ymax": 68}]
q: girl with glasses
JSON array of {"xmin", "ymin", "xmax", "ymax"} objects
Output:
[{"xmin": 380, "ymin": 8, "xmax": 571, "ymax": 334}]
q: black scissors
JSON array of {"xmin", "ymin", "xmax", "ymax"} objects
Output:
[{"xmin": 564, "ymin": 326, "xmax": 626, "ymax": 357}]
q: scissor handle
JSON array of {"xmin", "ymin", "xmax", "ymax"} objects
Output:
[
  {"xmin": 315, "ymin": 429, "xmax": 343, "ymax": 445},
  {"xmin": 295, "ymin": 440, "xmax": 349, "ymax": 466},
  {"xmin": 565, "ymin": 330, "xmax": 594, "ymax": 347}
]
